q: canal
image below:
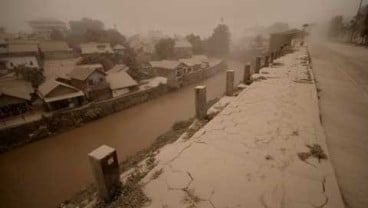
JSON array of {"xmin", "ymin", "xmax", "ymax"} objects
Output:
[{"xmin": 0, "ymin": 61, "xmax": 245, "ymax": 208}]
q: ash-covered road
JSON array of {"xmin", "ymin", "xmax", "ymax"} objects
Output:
[{"xmin": 310, "ymin": 41, "xmax": 368, "ymax": 208}]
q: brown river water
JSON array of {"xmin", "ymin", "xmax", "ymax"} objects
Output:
[{"xmin": 0, "ymin": 61, "xmax": 244, "ymax": 208}]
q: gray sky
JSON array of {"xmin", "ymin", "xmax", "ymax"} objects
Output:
[{"xmin": 0, "ymin": 0, "xmax": 363, "ymax": 38}]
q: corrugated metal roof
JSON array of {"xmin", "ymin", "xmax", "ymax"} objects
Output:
[
  {"xmin": 39, "ymin": 41, "xmax": 72, "ymax": 52},
  {"xmin": 38, "ymin": 79, "xmax": 76, "ymax": 96},
  {"xmin": 43, "ymin": 58, "xmax": 81, "ymax": 79},
  {"xmin": 8, "ymin": 44, "xmax": 39, "ymax": 54},
  {"xmin": 106, "ymin": 71, "xmax": 137, "ymax": 90},
  {"xmin": 0, "ymin": 79, "xmax": 33, "ymax": 100},
  {"xmin": 44, "ymin": 91, "xmax": 84, "ymax": 103},
  {"xmin": 107, "ymin": 64, "xmax": 129, "ymax": 73},
  {"xmin": 38, "ymin": 79, "xmax": 82, "ymax": 98},
  {"xmin": 68, "ymin": 64, "xmax": 105, "ymax": 80}
]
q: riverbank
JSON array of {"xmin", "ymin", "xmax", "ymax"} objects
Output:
[
  {"xmin": 0, "ymin": 60, "xmax": 227, "ymax": 154},
  {"xmin": 62, "ymin": 45, "xmax": 344, "ymax": 208}
]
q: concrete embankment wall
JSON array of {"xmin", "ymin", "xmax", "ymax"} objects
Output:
[{"xmin": 0, "ymin": 84, "xmax": 168, "ymax": 153}]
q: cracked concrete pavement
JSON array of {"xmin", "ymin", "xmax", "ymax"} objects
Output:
[{"xmin": 140, "ymin": 46, "xmax": 345, "ymax": 208}]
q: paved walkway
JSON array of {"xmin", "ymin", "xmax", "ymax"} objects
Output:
[
  {"xmin": 310, "ymin": 41, "xmax": 368, "ymax": 208},
  {"xmin": 139, "ymin": 46, "xmax": 344, "ymax": 208}
]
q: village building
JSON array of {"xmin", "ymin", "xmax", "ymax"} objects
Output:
[
  {"xmin": 37, "ymin": 79, "xmax": 85, "ymax": 111},
  {"xmin": 107, "ymin": 64, "xmax": 129, "ymax": 73},
  {"xmin": 68, "ymin": 64, "xmax": 112, "ymax": 101},
  {"xmin": 43, "ymin": 57, "xmax": 81, "ymax": 80},
  {"xmin": 0, "ymin": 43, "xmax": 40, "ymax": 71},
  {"xmin": 174, "ymin": 39, "xmax": 193, "ymax": 58},
  {"xmin": 0, "ymin": 79, "xmax": 33, "ymax": 118},
  {"xmin": 28, "ymin": 18, "xmax": 67, "ymax": 39},
  {"xmin": 80, "ymin": 42, "xmax": 113, "ymax": 56},
  {"xmin": 149, "ymin": 60, "xmax": 189, "ymax": 88},
  {"xmin": 179, "ymin": 55, "xmax": 210, "ymax": 72},
  {"xmin": 112, "ymin": 44, "xmax": 125, "ymax": 56},
  {"xmin": 106, "ymin": 70, "xmax": 138, "ymax": 97},
  {"xmin": 39, "ymin": 41, "xmax": 75, "ymax": 59}
]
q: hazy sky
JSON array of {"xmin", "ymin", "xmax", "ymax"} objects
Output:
[{"xmin": 0, "ymin": 0, "xmax": 363, "ymax": 38}]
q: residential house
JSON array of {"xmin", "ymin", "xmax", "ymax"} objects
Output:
[
  {"xmin": 43, "ymin": 57, "xmax": 81, "ymax": 80},
  {"xmin": 149, "ymin": 60, "xmax": 189, "ymax": 88},
  {"xmin": 0, "ymin": 79, "xmax": 33, "ymax": 118},
  {"xmin": 112, "ymin": 44, "xmax": 125, "ymax": 56},
  {"xmin": 174, "ymin": 39, "xmax": 193, "ymax": 58},
  {"xmin": 0, "ymin": 43, "xmax": 40, "ymax": 71},
  {"xmin": 107, "ymin": 64, "xmax": 129, "ymax": 73},
  {"xmin": 39, "ymin": 41, "xmax": 75, "ymax": 59},
  {"xmin": 106, "ymin": 70, "xmax": 138, "ymax": 97},
  {"xmin": 68, "ymin": 64, "xmax": 111, "ymax": 101},
  {"xmin": 80, "ymin": 42, "xmax": 113, "ymax": 56},
  {"xmin": 38, "ymin": 79, "xmax": 85, "ymax": 111},
  {"xmin": 179, "ymin": 55, "xmax": 210, "ymax": 72}
]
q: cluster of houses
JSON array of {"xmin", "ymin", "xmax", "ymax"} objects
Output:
[
  {"xmin": 0, "ymin": 19, "xmax": 224, "ymax": 119},
  {"xmin": 148, "ymin": 39, "xmax": 224, "ymax": 88},
  {"xmin": 0, "ymin": 39, "xmax": 139, "ymax": 118}
]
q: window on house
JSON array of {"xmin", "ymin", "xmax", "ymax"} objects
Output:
[
  {"xmin": 88, "ymin": 79, "xmax": 94, "ymax": 86},
  {"xmin": 99, "ymin": 77, "xmax": 104, "ymax": 82},
  {"xmin": 29, "ymin": 61, "xmax": 33, "ymax": 66}
]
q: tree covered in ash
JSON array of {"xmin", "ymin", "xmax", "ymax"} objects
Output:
[
  {"xmin": 14, "ymin": 66, "xmax": 45, "ymax": 89},
  {"xmin": 328, "ymin": 15, "xmax": 344, "ymax": 39},
  {"xmin": 185, "ymin": 34, "xmax": 205, "ymax": 54},
  {"xmin": 154, "ymin": 38, "xmax": 175, "ymax": 60},
  {"xmin": 207, "ymin": 24, "xmax": 231, "ymax": 57}
]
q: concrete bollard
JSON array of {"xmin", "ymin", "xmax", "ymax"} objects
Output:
[
  {"xmin": 88, "ymin": 145, "xmax": 121, "ymax": 202},
  {"xmin": 195, "ymin": 86, "xmax": 207, "ymax": 120},
  {"xmin": 255, "ymin": 57, "xmax": 261, "ymax": 73},
  {"xmin": 243, "ymin": 64, "xmax": 251, "ymax": 84},
  {"xmin": 264, "ymin": 55, "xmax": 269, "ymax": 67},
  {"xmin": 270, "ymin": 52, "xmax": 274, "ymax": 64},
  {"xmin": 226, "ymin": 70, "xmax": 235, "ymax": 96}
]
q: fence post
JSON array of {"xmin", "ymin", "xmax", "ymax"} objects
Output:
[
  {"xmin": 226, "ymin": 70, "xmax": 235, "ymax": 96},
  {"xmin": 255, "ymin": 57, "xmax": 261, "ymax": 73},
  {"xmin": 195, "ymin": 86, "xmax": 207, "ymax": 120},
  {"xmin": 243, "ymin": 64, "xmax": 251, "ymax": 84},
  {"xmin": 264, "ymin": 55, "xmax": 269, "ymax": 67},
  {"xmin": 270, "ymin": 52, "xmax": 274, "ymax": 64},
  {"xmin": 88, "ymin": 145, "xmax": 121, "ymax": 202}
]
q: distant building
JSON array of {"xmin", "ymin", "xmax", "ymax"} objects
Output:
[
  {"xmin": 112, "ymin": 44, "xmax": 125, "ymax": 56},
  {"xmin": 68, "ymin": 64, "xmax": 111, "ymax": 101},
  {"xmin": 149, "ymin": 60, "xmax": 189, "ymax": 88},
  {"xmin": 0, "ymin": 79, "xmax": 33, "ymax": 118},
  {"xmin": 39, "ymin": 41, "xmax": 75, "ymax": 59},
  {"xmin": 0, "ymin": 43, "xmax": 40, "ymax": 71},
  {"xmin": 69, "ymin": 18, "xmax": 104, "ymax": 36},
  {"xmin": 38, "ymin": 79, "xmax": 85, "ymax": 111},
  {"xmin": 79, "ymin": 42, "xmax": 113, "ymax": 56},
  {"xmin": 43, "ymin": 58, "xmax": 81, "ymax": 80},
  {"xmin": 179, "ymin": 55, "xmax": 209, "ymax": 72},
  {"xmin": 28, "ymin": 18, "xmax": 67, "ymax": 38},
  {"xmin": 106, "ymin": 70, "xmax": 138, "ymax": 97},
  {"xmin": 174, "ymin": 39, "xmax": 193, "ymax": 58}
]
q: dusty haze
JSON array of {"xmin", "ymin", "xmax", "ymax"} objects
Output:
[{"xmin": 0, "ymin": 0, "xmax": 361, "ymax": 38}]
